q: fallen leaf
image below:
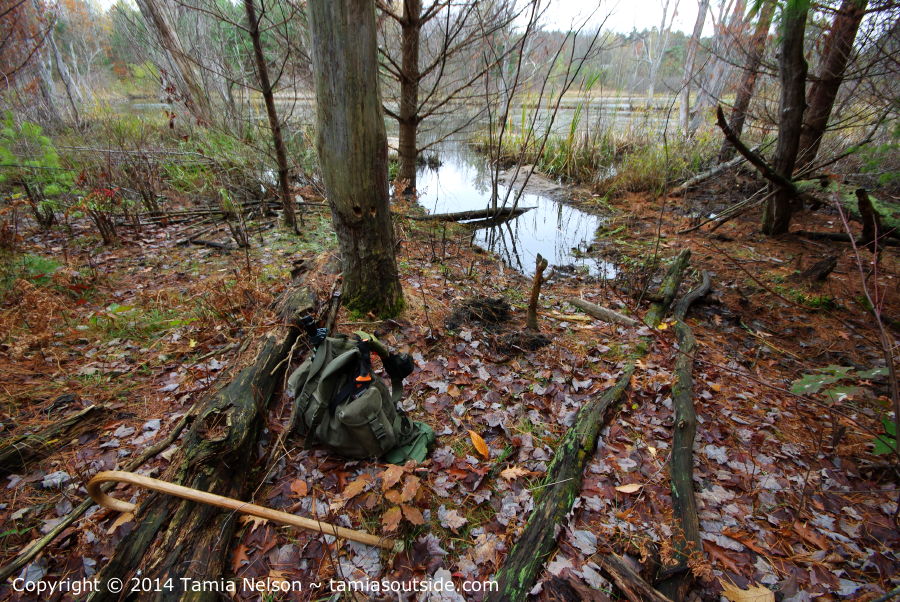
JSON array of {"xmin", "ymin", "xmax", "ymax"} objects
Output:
[
  {"xmin": 614, "ymin": 483, "xmax": 643, "ymax": 494},
  {"xmin": 438, "ymin": 505, "xmax": 467, "ymax": 532},
  {"xmin": 239, "ymin": 515, "xmax": 269, "ymax": 531},
  {"xmin": 382, "ymin": 506, "xmax": 402, "ymax": 532},
  {"xmin": 401, "ymin": 504, "xmax": 425, "ymax": 525},
  {"xmin": 385, "ymin": 490, "xmax": 402, "ymax": 504},
  {"xmin": 720, "ymin": 579, "xmax": 775, "ymax": 602},
  {"xmin": 499, "ymin": 466, "xmax": 530, "ymax": 481},
  {"xmin": 468, "ymin": 430, "xmax": 489, "ymax": 459},
  {"xmin": 380, "ymin": 465, "xmax": 405, "ymax": 490},
  {"xmin": 231, "ymin": 543, "xmax": 251, "ymax": 574},
  {"xmin": 289, "ymin": 479, "xmax": 308, "ymax": 498},
  {"xmin": 400, "ymin": 475, "xmax": 421, "ymax": 502}
]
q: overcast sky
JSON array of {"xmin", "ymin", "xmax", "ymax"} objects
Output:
[{"xmin": 92, "ymin": 0, "xmax": 712, "ymax": 36}]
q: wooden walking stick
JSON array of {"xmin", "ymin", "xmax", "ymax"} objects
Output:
[{"xmin": 87, "ymin": 470, "xmax": 401, "ymax": 551}]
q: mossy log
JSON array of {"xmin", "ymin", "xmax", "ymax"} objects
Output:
[
  {"xmin": 488, "ymin": 368, "xmax": 634, "ymax": 601},
  {"xmin": 0, "ymin": 404, "xmax": 109, "ymax": 474},
  {"xmin": 87, "ymin": 285, "xmax": 316, "ymax": 602},
  {"xmin": 655, "ymin": 271, "xmax": 710, "ymax": 600},
  {"xmin": 489, "ymin": 251, "xmax": 692, "ymax": 601}
]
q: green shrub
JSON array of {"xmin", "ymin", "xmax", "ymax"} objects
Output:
[{"xmin": 0, "ymin": 113, "xmax": 76, "ymax": 227}]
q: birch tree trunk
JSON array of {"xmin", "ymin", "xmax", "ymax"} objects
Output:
[
  {"xmin": 761, "ymin": 0, "xmax": 809, "ymax": 235},
  {"xmin": 796, "ymin": 0, "xmax": 867, "ymax": 168},
  {"xmin": 680, "ymin": 0, "xmax": 710, "ymax": 134},
  {"xmin": 134, "ymin": 0, "xmax": 212, "ymax": 124},
  {"xmin": 308, "ymin": 0, "xmax": 404, "ymax": 317}
]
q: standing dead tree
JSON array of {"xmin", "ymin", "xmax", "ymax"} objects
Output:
[{"xmin": 679, "ymin": 0, "xmax": 710, "ymax": 134}]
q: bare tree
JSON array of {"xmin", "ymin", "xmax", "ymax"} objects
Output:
[
  {"xmin": 242, "ymin": 0, "xmax": 297, "ymax": 230},
  {"xmin": 680, "ymin": 0, "xmax": 710, "ymax": 134},
  {"xmin": 646, "ymin": 0, "xmax": 681, "ymax": 102},
  {"xmin": 308, "ymin": 0, "xmax": 403, "ymax": 316},
  {"xmin": 376, "ymin": 0, "xmax": 523, "ymax": 193},
  {"xmin": 718, "ymin": 0, "xmax": 775, "ymax": 161}
]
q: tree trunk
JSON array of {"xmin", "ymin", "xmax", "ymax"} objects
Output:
[
  {"xmin": 134, "ymin": 0, "xmax": 212, "ymax": 124},
  {"xmin": 308, "ymin": 0, "xmax": 404, "ymax": 317},
  {"xmin": 243, "ymin": 0, "xmax": 297, "ymax": 231},
  {"xmin": 762, "ymin": 0, "xmax": 809, "ymax": 235},
  {"xmin": 690, "ymin": 0, "xmax": 747, "ymax": 133},
  {"xmin": 87, "ymin": 286, "xmax": 316, "ymax": 602},
  {"xmin": 680, "ymin": 0, "xmax": 710, "ymax": 135},
  {"xmin": 397, "ymin": 0, "xmax": 421, "ymax": 193},
  {"xmin": 46, "ymin": 19, "xmax": 82, "ymax": 125},
  {"xmin": 796, "ymin": 0, "xmax": 867, "ymax": 168},
  {"xmin": 718, "ymin": 0, "xmax": 775, "ymax": 161}
]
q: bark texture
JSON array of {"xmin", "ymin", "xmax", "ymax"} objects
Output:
[
  {"xmin": 308, "ymin": 0, "xmax": 403, "ymax": 317},
  {"xmin": 762, "ymin": 0, "xmax": 809, "ymax": 235},
  {"xmin": 797, "ymin": 0, "xmax": 867, "ymax": 168},
  {"xmin": 397, "ymin": 0, "xmax": 422, "ymax": 192}
]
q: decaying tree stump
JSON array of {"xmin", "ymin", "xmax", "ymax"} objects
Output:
[
  {"xmin": 0, "ymin": 404, "xmax": 109, "ymax": 474},
  {"xmin": 87, "ymin": 283, "xmax": 317, "ymax": 601},
  {"xmin": 526, "ymin": 253, "xmax": 548, "ymax": 331}
]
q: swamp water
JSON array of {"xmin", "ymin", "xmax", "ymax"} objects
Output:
[{"xmin": 415, "ymin": 142, "xmax": 616, "ymax": 278}]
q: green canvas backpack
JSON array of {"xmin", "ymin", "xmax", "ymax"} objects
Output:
[{"xmin": 286, "ymin": 333, "xmax": 434, "ymax": 463}]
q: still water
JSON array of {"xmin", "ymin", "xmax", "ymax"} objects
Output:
[{"xmin": 415, "ymin": 141, "xmax": 615, "ymax": 277}]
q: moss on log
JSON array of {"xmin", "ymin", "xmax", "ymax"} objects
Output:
[
  {"xmin": 656, "ymin": 271, "xmax": 710, "ymax": 600},
  {"xmin": 490, "ymin": 251, "xmax": 692, "ymax": 601}
]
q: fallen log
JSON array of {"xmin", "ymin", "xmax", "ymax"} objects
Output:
[
  {"xmin": 489, "ymin": 251, "xmax": 691, "ymax": 601},
  {"xmin": 655, "ymin": 271, "xmax": 710, "ymax": 600},
  {"xmin": 0, "ymin": 407, "xmax": 196, "ymax": 582},
  {"xmin": 405, "ymin": 206, "xmax": 535, "ymax": 222},
  {"xmin": 568, "ymin": 298, "xmax": 639, "ymax": 327},
  {"xmin": 597, "ymin": 553, "xmax": 670, "ymax": 602},
  {"xmin": 670, "ymin": 145, "xmax": 759, "ymax": 195},
  {"xmin": 87, "ymin": 282, "xmax": 317, "ymax": 601},
  {"xmin": 0, "ymin": 404, "xmax": 109, "ymax": 474}
]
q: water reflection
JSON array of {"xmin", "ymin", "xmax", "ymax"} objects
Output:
[{"xmin": 416, "ymin": 142, "xmax": 615, "ymax": 277}]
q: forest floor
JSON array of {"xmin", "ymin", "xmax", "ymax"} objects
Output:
[{"xmin": 0, "ymin": 177, "xmax": 898, "ymax": 601}]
